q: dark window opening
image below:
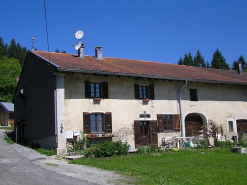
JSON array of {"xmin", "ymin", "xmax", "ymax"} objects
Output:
[
  {"xmin": 190, "ymin": 89, "xmax": 198, "ymax": 101},
  {"xmin": 90, "ymin": 83, "xmax": 101, "ymax": 98}
]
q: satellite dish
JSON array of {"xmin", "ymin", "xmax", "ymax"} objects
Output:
[
  {"xmin": 74, "ymin": 41, "xmax": 82, "ymax": 50},
  {"xmin": 75, "ymin": 30, "xmax": 84, "ymax": 40}
]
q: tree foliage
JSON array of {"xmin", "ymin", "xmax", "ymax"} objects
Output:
[
  {"xmin": 211, "ymin": 49, "xmax": 230, "ymax": 70},
  {"xmin": 0, "ymin": 56, "xmax": 21, "ymax": 102},
  {"xmin": 0, "ymin": 36, "xmax": 26, "ymax": 102},
  {"xmin": 177, "ymin": 50, "xmax": 207, "ymax": 68},
  {"xmin": 232, "ymin": 55, "xmax": 246, "ymax": 72}
]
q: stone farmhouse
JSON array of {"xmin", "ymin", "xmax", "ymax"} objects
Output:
[{"xmin": 13, "ymin": 47, "xmax": 247, "ymax": 155}]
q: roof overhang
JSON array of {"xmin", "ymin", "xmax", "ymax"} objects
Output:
[{"xmin": 57, "ymin": 68, "xmax": 247, "ymax": 86}]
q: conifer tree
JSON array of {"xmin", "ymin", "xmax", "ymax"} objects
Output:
[
  {"xmin": 194, "ymin": 50, "xmax": 206, "ymax": 67},
  {"xmin": 211, "ymin": 49, "xmax": 230, "ymax": 70}
]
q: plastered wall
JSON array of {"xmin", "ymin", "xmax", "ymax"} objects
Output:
[{"xmin": 63, "ymin": 73, "xmax": 247, "ymax": 149}]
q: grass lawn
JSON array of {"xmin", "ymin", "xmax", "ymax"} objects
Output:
[
  {"xmin": 70, "ymin": 149, "xmax": 247, "ymax": 185},
  {"xmin": 0, "ymin": 126, "xmax": 14, "ymax": 131}
]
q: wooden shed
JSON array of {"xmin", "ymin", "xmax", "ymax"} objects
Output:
[{"xmin": 0, "ymin": 102, "xmax": 14, "ymax": 127}]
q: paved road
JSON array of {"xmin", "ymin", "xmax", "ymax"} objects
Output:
[{"xmin": 0, "ymin": 130, "xmax": 132, "ymax": 185}]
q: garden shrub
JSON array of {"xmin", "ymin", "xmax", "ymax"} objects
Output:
[
  {"xmin": 75, "ymin": 132, "xmax": 89, "ymax": 151},
  {"xmin": 84, "ymin": 141, "xmax": 128, "ymax": 158}
]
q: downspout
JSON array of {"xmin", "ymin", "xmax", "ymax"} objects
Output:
[
  {"xmin": 54, "ymin": 74, "xmax": 58, "ymax": 146},
  {"xmin": 178, "ymin": 80, "xmax": 187, "ymax": 138}
]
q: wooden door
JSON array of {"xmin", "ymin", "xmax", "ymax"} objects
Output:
[
  {"xmin": 185, "ymin": 121, "xmax": 203, "ymax": 137},
  {"xmin": 237, "ymin": 120, "xmax": 247, "ymax": 140}
]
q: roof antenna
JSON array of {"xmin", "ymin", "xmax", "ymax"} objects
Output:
[{"xmin": 31, "ymin": 36, "xmax": 36, "ymax": 51}]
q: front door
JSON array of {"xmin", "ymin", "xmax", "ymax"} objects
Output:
[{"xmin": 134, "ymin": 120, "xmax": 158, "ymax": 148}]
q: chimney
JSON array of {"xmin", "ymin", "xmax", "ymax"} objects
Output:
[
  {"xmin": 78, "ymin": 44, "xmax": 85, "ymax": 58},
  {"xmin": 95, "ymin": 46, "xmax": 103, "ymax": 59},
  {"xmin": 237, "ymin": 61, "xmax": 242, "ymax": 75}
]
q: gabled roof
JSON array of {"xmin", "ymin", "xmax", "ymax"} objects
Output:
[
  {"xmin": 33, "ymin": 51, "xmax": 247, "ymax": 85},
  {"xmin": 0, "ymin": 102, "xmax": 14, "ymax": 112}
]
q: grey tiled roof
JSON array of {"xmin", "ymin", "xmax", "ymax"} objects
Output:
[{"xmin": 0, "ymin": 102, "xmax": 14, "ymax": 112}]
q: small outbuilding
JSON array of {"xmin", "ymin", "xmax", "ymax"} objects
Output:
[{"xmin": 0, "ymin": 102, "xmax": 14, "ymax": 127}]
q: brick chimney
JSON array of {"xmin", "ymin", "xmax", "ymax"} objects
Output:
[
  {"xmin": 237, "ymin": 61, "xmax": 242, "ymax": 75},
  {"xmin": 95, "ymin": 46, "xmax": 103, "ymax": 59},
  {"xmin": 78, "ymin": 44, "xmax": 85, "ymax": 58}
]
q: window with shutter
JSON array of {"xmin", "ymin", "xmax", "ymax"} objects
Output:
[
  {"xmin": 83, "ymin": 112, "xmax": 112, "ymax": 134},
  {"xmin": 85, "ymin": 81, "xmax": 108, "ymax": 99},
  {"xmin": 157, "ymin": 114, "xmax": 180, "ymax": 132},
  {"xmin": 134, "ymin": 84, "xmax": 155, "ymax": 99}
]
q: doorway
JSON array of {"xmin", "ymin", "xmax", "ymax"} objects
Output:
[
  {"xmin": 185, "ymin": 113, "xmax": 204, "ymax": 137},
  {"xmin": 134, "ymin": 120, "xmax": 158, "ymax": 148},
  {"xmin": 237, "ymin": 119, "xmax": 247, "ymax": 140}
]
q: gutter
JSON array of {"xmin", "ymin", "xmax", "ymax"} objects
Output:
[{"xmin": 178, "ymin": 80, "xmax": 187, "ymax": 138}]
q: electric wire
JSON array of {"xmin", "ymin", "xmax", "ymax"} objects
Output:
[{"xmin": 44, "ymin": 0, "xmax": 50, "ymax": 60}]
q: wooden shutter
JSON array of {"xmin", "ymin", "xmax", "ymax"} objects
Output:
[
  {"xmin": 102, "ymin": 82, "xmax": 108, "ymax": 99},
  {"xmin": 134, "ymin": 84, "xmax": 140, "ymax": 99},
  {"xmin": 149, "ymin": 84, "xmax": 155, "ymax": 100},
  {"xmin": 83, "ymin": 112, "xmax": 91, "ymax": 133},
  {"xmin": 174, "ymin": 114, "xmax": 181, "ymax": 132},
  {"xmin": 157, "ymin": 114, "xmax": 164, "ymax": 132},
  {"xmin": 134, "ymin": 120, "xmax": 140, "ymax": 147},
  {"xmin": 105, "ymin": 112, "xmax": 112, "ymax": 133},
  {"xmin": 85, "ymin": 81, "xmax": 91, "ymax": 98},
  {"xmin": 151, "ymin": 120, "xmax": 158, "ymax": 145}
]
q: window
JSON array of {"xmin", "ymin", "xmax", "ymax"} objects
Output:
[
  {"xmin": 228, "ymin": 121, "xmax": 234, "ymax": 132},
  {"xmin": 134, "ymin": 84, "xmax": 155, "ymax": 100},
  {"xmin": 85, "ymin": 81, "xmax": 108, "ymax": 98},
  {"xmin": 90, "ymin": 83, "xmax": 101, "ymax": 98},
  {"xmin": 190, "ymin": 89, "xmax": 198, "ymax": 101},
  {"xmin": 157, "ymin": 114, "xmax": 180, "ymax": 132},
  {"xmin": 90, "ymin": 114, "xmax": 103, "ymax": 132},
  {"xmin": 83, "ymin": 112, "xmax": 112, "ymax": 133},
  {"xmin": 139, "ymin": 114, "xmax": 151, "ymax": 118}
]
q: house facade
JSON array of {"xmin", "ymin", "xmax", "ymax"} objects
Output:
[{"xmin": 13, "ymin": 49, "xmax": 247, "ymax": 155}]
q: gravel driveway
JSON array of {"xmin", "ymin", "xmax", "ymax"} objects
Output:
[{"xmin": 0, "ymin": 129, "xmax": 136, "ymax": 185}]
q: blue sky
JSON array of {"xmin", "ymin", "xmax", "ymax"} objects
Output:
[{"xmin": 0, "ymin": 0, "xmax": 246, "ymax": 66}]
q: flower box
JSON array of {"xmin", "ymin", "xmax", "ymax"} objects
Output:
[
  {"xmin": 143, "ymin": 98, "xmax": 150, "ymax": 102},
  {"xmin": 94, "ymin": 97, "xmax": 101, "ymax": 101}
]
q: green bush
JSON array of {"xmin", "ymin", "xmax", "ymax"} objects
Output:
[
  {"xmin": 215, "ymin": 140, "xmax": 238, "ymax": 148},
  {"xmin": 137, "ymin": 145, "xmax": 162, "ymax": 154},
  {"xmin": 84, "ymin": 141, "xmax": 128, "ymax": 158}
]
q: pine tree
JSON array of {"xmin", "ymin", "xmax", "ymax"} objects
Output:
[
  {"xmin": 232, "ymin": 55, "xmax": 246, "ymax": 71},
  {"xmin": 194, "ymin": 50, "xmax": 206, "ymax": 67},
  {"xmin": 211, "ymin": 49, "xmax": 230, "ymax": 70},
  {"xmin": 0, "ymin": 37, "xmax": 8, "ymax": 57},
  {"xmin": 183, "ymin": 52, "xmax": 193, "ymax": 66},
  {"xmin": 178, "ymin": 57, "xmax": 183, "ymax": 65}
]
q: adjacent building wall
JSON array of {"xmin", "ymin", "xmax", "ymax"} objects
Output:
[{"xmin": 14, "ymin": 52, "xmax": 57, "ymax": 148}]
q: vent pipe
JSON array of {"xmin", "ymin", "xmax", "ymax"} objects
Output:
[
  {"xmin": 95, "ymin": 46, "xmax": 103, "ymax": 59},
  {"xmin": 237, "ymin": 61, "xmax": 242, "ymax": 75},
  {"xmin": 78, "ymin": 44, "xmax": 85, "ymax": 58}
]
